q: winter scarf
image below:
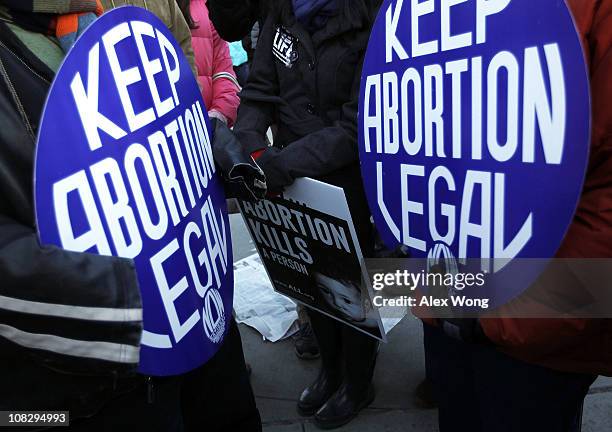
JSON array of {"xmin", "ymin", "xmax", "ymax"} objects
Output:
[
  {"xmin": 292, "ymin": 0, "xmax": 339, "ymax": 32},
  {"xmin": 0, "ymin": 0, "xmax": 104, "ymax": 52}
]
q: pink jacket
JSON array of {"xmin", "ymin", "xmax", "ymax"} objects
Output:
[{"xmin": 190, "ymin": 0, "xmax": 240, "ymax": 126}]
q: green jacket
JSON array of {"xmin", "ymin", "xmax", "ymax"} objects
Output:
[{"xmin": 101, "ymin": 0, "xmax": 197, "ymax": 78}]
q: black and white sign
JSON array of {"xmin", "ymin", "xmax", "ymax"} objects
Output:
[{"xmin": 239, "ymin": 179, "xmax": 386, "ymax": 340}]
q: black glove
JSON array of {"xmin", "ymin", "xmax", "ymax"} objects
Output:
[{"xmin": 210, "ymin": 117, "xmax": 267, "ymax": 201}]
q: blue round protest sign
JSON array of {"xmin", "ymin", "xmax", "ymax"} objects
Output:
[
  {"xmin": 35, "ymin": 7, "xmax": 233, "ymax": 376},
  {"xmin": 358, "ymin": 0, "xmax": 590, "ymax": 307}
]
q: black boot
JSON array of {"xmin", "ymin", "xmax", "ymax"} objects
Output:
[
  {"xmin": 297, "ymin": 312, "xmax": 342, "ymax": 417},
  {"xmin": 314, "ymin": 327, "xmax": 379, "ymax": 429},
  {"xmin": 298, "ymin": 367, "xmax": 343, "ymax": 417}
]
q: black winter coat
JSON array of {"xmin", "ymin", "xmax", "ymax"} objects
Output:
[
  {"xmin": 0, "ymin": 22, "xmax": 143, "ymax": 416},
  {"xmin": 233, "ymin": 0, "xmax": 380, "ymax": 249}
]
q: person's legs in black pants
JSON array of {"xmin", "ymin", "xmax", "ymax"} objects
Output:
[
  {"xmin": 298, "ymin": 309, "xmax": 343, "ymax": 416},
  {"xmin": 423, "ymin": 323, "xmax": 481, "ymax": 432},
  {"xmin": 424, "ymin": 323, "xmax": 596, "ymax": 432},
  {"xmin": 474, "ymin": 341, "xmax": 595, "ymax": 432},
  {"xmin": 67, "ymin": 376, "xmax": 184, "ymax": 432},
  {"xmin": 304, "ymin": 310, "xmax": 379, "ymax": 429},
  {"xmin": 313, "ymin": 324, "xmax": 378, "ymax": 429},
  {"xmin": 181, "ymin": 319, "xmax": 261, "ymax": 432}
]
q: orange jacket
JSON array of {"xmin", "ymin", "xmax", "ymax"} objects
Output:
[{"xmin": 478, "ymin": 0, "xmax": 612, "ymax": 376}]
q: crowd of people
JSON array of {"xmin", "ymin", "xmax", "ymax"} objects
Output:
[{"xmin": 0, "ymin": 0, "xmax": 610, "ymax": 431}]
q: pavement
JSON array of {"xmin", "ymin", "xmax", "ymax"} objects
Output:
[{"xmin": 230, "ymin": 214, "xmax": 612, "ymax": 432}]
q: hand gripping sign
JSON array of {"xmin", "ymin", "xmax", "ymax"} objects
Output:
[
  {"xmin": 359, "ymin": 0, "xmax": 590, "ymax": 307},
  {"xmin": 35, "ymin": 7, "xmax": 232, "ymax": 376}
]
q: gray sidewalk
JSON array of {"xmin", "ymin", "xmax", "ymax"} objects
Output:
[
  {"xmin": 230, "ymin": 215, "xmax": 612, "ymax": 432},
  {"xmin": 239, "ymin": 319, "xmax": 612, "ymax": 432}
]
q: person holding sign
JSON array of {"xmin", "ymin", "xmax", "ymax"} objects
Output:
[
  {"xmin": 0, "ymin": 0, "xmax": 152, "ymax": 427},
  {"xmin": 359, "ymin": 0, "xmax": 611, "ymax": 431},
  {"xmin": 233, "ymin": 0, "xmax": 382, "ymax": 429},
  {"xmin": 0, "ymin": 2, "xmax": 264, "ymax": 431}
]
